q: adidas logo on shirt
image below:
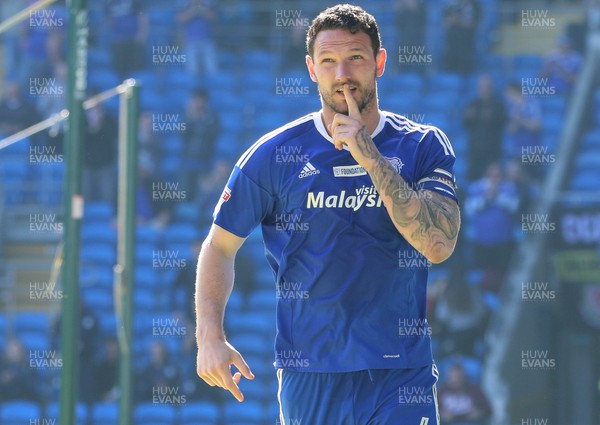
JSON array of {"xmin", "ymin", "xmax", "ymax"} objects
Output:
[{"xmin": 298, "ymin": 162, "xmax": 320, "ymax": 178}]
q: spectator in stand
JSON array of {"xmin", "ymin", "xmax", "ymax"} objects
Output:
[
  {"xmin": 196, "ymin": 159, "xmax": 232, "ymax": 227},
  {"xmin": 181, "ymin": 89, "xmax": 220, "ymax": 199},
  {"xmin": 504, "ymin": 81, "xmax": 542, "ymax": 159},
  {"xmin": 1, "ymin": 1, "xmax": 23, "ymax": 79},
  {"xmin": 17, "ymin": 1, "xmax": 50, "ymax": 86},
  {"xmin": 170, "ymin": 241, "xmax": 203, "ymax": 324},
  {"xmin": 395, "ymin": 0, "xmax": 427, "ymax": 73},
  {"xmin": 106, "ymin": 0, "xmax": 148, "ymax": 78},
  {"xmin": 434, "ymin": 265, "xmax": 489, "ymax": 357},
  {"xmin": 94, "ymin": 337, "xmax": 119, "ymax": 402},
  {"xmin": 504, "ymin": 158, "xmax": 537, "ymax": 211},
  {"xmin": 438, "ymin": 362, "xmax": 492, "ymax": 425},
  {"xmin": 135, "ymin": 340, "xmax": 179, "ymax": 402},
  {"xmin": 442, "ymin": 0, "xmax": 480, "ymax": 75},
  {"xmin": 464, "ymin": 162, "xmax": 519, "ymax": 285},
  {"xmin": 51, "ymin": 303, "xmax": 101, "ymax": 406},
  {"xmin": 463, "ymin": 74, "xmax": 507, "ymax": 181},
  {"xmin": 0, "ymin": 80, "xmax": 41, "ymax": 136},
  {"xmin": 540, "ymin": 34, "xmax": 583, "ymax": 96},
  {"xmin": 588, "ymin": 0, "xmax": 600, "ymax": 32},
  {"xmin": 83, "ymin": 101, "xmax": 118, "ymax": 205},
  {"xmin": 0, "ymin": 338, "xmax": 42, "ymax": 401},
  {"xmin": 177, "ymin": 0, "xmax": 218, "ymax": 77},
  {"xmin": 138, "ymin": 111, "xmax": 163, "ymax": 177}
]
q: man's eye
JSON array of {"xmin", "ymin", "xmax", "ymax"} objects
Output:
[
  {"xmin": 350, "ymin": 55, "xmax": 363, "ymax": 60},
  {"xmin": 321, "ymin": 58, "xmax": 334, "ymax": 63}
]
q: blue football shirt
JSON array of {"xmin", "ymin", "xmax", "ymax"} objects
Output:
[{"xmin": 213, "ymin": 111, "xmax": 458, "ymax": 372}]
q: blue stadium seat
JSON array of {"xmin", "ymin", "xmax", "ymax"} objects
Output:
[
  {"xmin": 226, "ymin": 311, "xmax": 275, "ymax": 336},
  {"xmin": 438, "ymin": 356, "xmax": 482, "ymax": 383},
  {"xmin": 18, "ymin": 331, "xmax": 50, "ymax": 352},
  {"xmin": 81, "ymin": 242, "xmax": 117, "ymax": 267},
  {"xmin": 81, "ymin": 265, "xmax": 114, "ymax": 288},
  {"xmin": 223, "ymin": 400, "xmax": 264, "ymax": 423},
  {"xmin": 395, "ymin": 72, "xmax": 425, "ymax": 93},
  {"xmin": 134, "ymin": 287, "xmax": 160, "ymax": 311},
  {"xmin": 137, "ymin": 225, "xmax": 161, "ymax": 244},
  {"xmin": 88, "ymin": 48, "xmax": 113, "ymax": 69},
  {"xmin": 540, "ymin": 95, "xmax": 567, "ymax": 116},
  {"xmin": 512, "ymin": 54, "xmax": 543, "ymax": 74},
  {"xmin": 130, "ymin": 70, "xmax": 162, "ymax": 90},
  {"xmin": 179, "ymin": 401, "xmax": 219, "ymax": 424},
  {"xmin": 173, "ymin": 202, "xmax": 199, "ymax": 224},
  {"xmin": 0, "ymin": 401, "xmax": 41, "ymax": 425},
  {"xmin": 248, "ymin": 290, "xmax": 277, "ymax": 312},
  {"xmin": 0, "ymin": 160, "xmax": 29, "ymax": 180},
  {"xmin": 81, "ymin": 222, "xmax": 117, "ymax": 245},
  {"xmin": 581, "ymin": 130, "xmax": 600, "ymax": 149},
  {"xmin": 135, "ymin": 266, "xmax": 160, "ymax": 288},
  {"xmin": 254, "ymin": 265, "xmax": 275, "ymax": 288},
  {"xmin": 46, "ymin": 401, "xmax": 88, "ymax": 425},
  {"xmin": 91, "ymin": 401, "xmax": 118, "ymax": 424},
  {"xmin": 147, "ymin": 7, "xmax": 177, "ymax": 26},
  {"xmin": 13, "ymin": 311, "xmax": 50, "ymax": 334},
  {"xmin": 574, "ymin": 149, "xmax": 600, "ymax": 171},
  {"xmin": 0, "ymin": 313, "xmax": 6, "ymax": 336},
  {"xmin": 237, "ymin": 378, "xmax": 269, "ymax": 403},
  {"xmin": 83, "ymin": 286, "xmax": 114, "ymax": 312},
  {"xmin": 428, "ymin": 73, "xmax": 464, "ymax": 94},
  {"xmin": 140, "ymin": 88, "xmax": 165, "ymax": 111},
  {"xmin": 88, "ymin": 68, "xmax": 121, "ymax": 91},
  {"xmin": 84, "ymin": 202, "xmax": 115, "ymax": 222},
  {"xmin": 98, "ymin": 314, "xmax": 118, "ymax": 338},
  {"xmin": 422, "ymin": 93, "xmax": 458, "ymax": 114},
  {"xmin": 163, "ymin": 223, "xmax": 198, "ymax": 244},
  {"xmin": 542, "ymin": 111, "xmax": 563, "ymax": 134},
  {"xmin": 133, "ymin": 402, "xmax": 176, "ymax": 424},
  {"xmin": 135, "ymin": 242, "xmax": 158, "ymax": 269},
  {"xmin": 228, "ymin": 327, "xmax": 271, "ymax": 354},
  {"xmin": 162, "ymin": 134, "xmax": 184, "ymax": 156}
]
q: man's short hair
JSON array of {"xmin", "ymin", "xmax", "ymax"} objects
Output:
[{"xmin": 306, "ymin": 4, "xmax": 382, "ymax": 58}]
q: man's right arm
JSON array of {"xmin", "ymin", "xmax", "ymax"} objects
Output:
[{"xmin": 195, "ymin": 223, "xmax": 254, "ymax": 402}]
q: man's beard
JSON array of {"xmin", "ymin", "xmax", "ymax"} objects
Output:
[{"xmin": 318, "ymin": 79, "xmax": 377, "ymax": 116}]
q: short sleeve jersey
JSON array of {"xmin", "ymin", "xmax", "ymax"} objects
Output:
[{"xmin": 213, "ymin": 111, "xmax": 458, "ymax": 372}]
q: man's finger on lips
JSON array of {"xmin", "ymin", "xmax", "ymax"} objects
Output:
[{"xmin": 342, "ymin": 84, "xmax": 360, "ymax": 119}]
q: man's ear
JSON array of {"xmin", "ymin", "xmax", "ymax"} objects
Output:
[
  {"xmin": 306, "ymin": 55, "xmax": 318, "ymax": 82},
  {"xmin": 375, "ymin": 48, "xmax": 386, "ymax": 78}
]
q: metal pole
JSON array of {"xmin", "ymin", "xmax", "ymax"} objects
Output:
[
  {"xmin": 59, "ymin": 0, "xmax": 87, "ymax": 424},
  {"xmin": 116, "ymin": 79, "xmax": 139, "ymax": 425}
]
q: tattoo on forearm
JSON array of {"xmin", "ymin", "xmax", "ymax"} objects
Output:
[{"xmin": 357, "ymin": 129, "xmax": 460, "ymax": 259}]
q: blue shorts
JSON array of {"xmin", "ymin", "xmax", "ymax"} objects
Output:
[{"xmin": 277, "ymin": 365, "xmax": 440, "ymax": 425}]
